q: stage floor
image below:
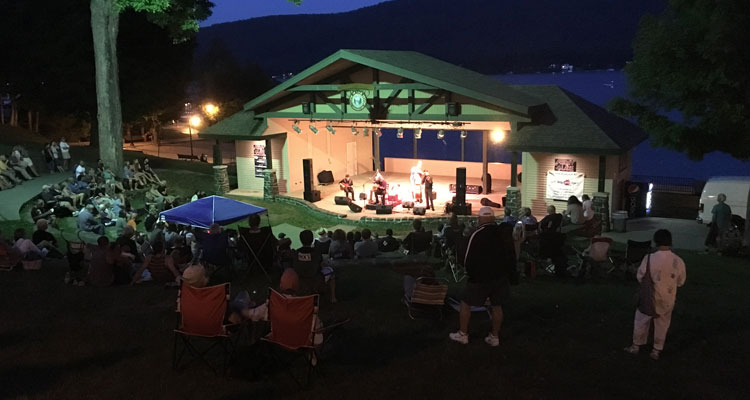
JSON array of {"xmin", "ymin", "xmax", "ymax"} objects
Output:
[{"xmin": 290, "ymin": 172, "xmax": 510, "ymax": 219}]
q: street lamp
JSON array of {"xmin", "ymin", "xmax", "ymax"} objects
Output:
[
  {"xmin": 188, "ymin": 115, "xmax": 202, "ymax": 157},
  {"xmin": 203, "ymin": 103, "xmax": 219, "ymax": 120}
]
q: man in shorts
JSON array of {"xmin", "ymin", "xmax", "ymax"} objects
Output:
[{"xmin": 449, "ymin": 206, "xmax": 515, "ymax": 347}]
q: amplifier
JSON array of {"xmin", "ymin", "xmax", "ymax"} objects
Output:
[
  {"xmin": 304, "ymin": 190, "xmax": 321, "ymax": 202},
  {"xmin": 334, "ymin": 196, "xmax": 350, "ymax": 205},
  {"xmin": 413, "ymin": 206, "xmax": 426, "ymax": 216},
  {"xmin": 376, "ymin": 204, "xmax": 393, "ymax": 214}
]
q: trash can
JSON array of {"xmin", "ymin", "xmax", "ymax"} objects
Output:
[{"xmin": 612, "ymin": 210, "xmax": 628, "ymax": 233}]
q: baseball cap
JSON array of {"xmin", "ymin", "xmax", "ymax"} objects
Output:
[{"xmin": 478, "ymin": 206, "xmax": 494, "ymax": 216}]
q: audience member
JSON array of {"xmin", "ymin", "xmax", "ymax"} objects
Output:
[
  {"xmin": 293, "ymin": 229, "xmax": 337, "ymax": 303},
  {"xmin": 563, "ymin": 195, "xmax": 584, "ymax": 225},
  {"xmin": 13, "ymin": 228, "xmax": 47, "ymax": 260},
  {"xmin": 354, "ymin": 228, "xmax": 378, "ymax": 258},
  {"xmin": 88, "ymin": 236, "xmax": 116, "ymax": 287},
  {"xmin": 131, "ymin": 240, "xmax": 180, "ymax": 285},
  {"xmin": 59, "ymin": 137, "xmax": 71, "ymax": 170},
  {"xmin": 197, "ymin": 223, "xmax": 231, "ymax": 273},
  {"xmin": 328, "ymin": 229, "xmax": 353, "ymax": 260},
  {"xmin": 581, "ymin": 194, "xmax": 595, "ymax": 221},
  {"xmin": 314, "ymin": 229, "xmax": 332, "ymax": 254},
  {"xmin": 31, "ymin": 219, "xmax": 62, "ymax": 258},
  {"xmin": 402, "ymin": 219, "xmax": 432, "ymax": 255},
  {"xmin": 78, "ymin": 205, "xmax": 104, "ymax": 235},
  {"xmin": 378, "ymin": 228, "xmax": 400, "ymax": 252}
]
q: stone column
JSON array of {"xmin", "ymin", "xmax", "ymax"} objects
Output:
[
  {"xmin": 593, "ymin": 192, "xmax": 611, "ymax": 232},
  {"xmin": 264, "ymin": 169, "xmax": 279, "ymax": 200},
  {"xmin": 505, "ymin": 186, "xmax": 522, "ymax": 217},
  {"xmin": 213, "ymin": 165, "xmax": 230, "ymax": 195}
]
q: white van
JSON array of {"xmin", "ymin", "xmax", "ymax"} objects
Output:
[{"xmin": 698, "ymin": 176, "xmax": 750, "ymax": 224}]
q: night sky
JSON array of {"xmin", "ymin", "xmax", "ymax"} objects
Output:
[{"xmin": 202, "ymin": 0, "xmax": 388, "ymax": 26}]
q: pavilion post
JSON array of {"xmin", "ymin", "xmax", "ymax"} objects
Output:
[
  {"xmin": 373, "ymin": 132, "xmax": 381, "ymax": 171},
  {"xmin": 413, "ymin": 130, "xmax": 418, "ymax": 158},
  {"xmin": 213, "ymin": 139, "xmax": 222, "ymax": 165},
  {"xmin": 598, "ymin": 155, "xmax": 606, "ymax": 192},
  {"xmin": 482, "ymin": 130, "xmax": 489, "ymax": 192},
  {"xmin": 461, "ymin": 135, "xmax": 466, "ymax": 161},
  {"xmin": 510, "ymin": 151, "xmax": 518, "ymax": 187}
]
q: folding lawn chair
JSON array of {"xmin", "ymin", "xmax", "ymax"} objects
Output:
[
  {"xmin": 405, "ymin": 277, "xmax": 449, "ymax": 320},
  {"xmin": 238, "ymin": 226, "xmax": 276, "ymax": 282},
  {"xmin": 173, "ymin": 282, "xmax": 242, "ymax": 375},
  {"xmin": 619, "ymin": 240, "xmax": 652, "ymax": 278},
  {"xmin": 262, "ymin": 289, "xmax": 348, "ymax": 388}
]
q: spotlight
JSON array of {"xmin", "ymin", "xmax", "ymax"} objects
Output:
[
  {"xmin": 292, "ymin": 120, "xmax": 301, "ymax": 134},
  {"xmin": 375, "ymin": 128, "xmax": 383, "ymax": 137},
  {"xmin": 397, "ymin": 127, "xmax": 404, "ymax": 139},
  {"xmin": 414, "ymin": 128, "xmax": 422, "ymax": 139},
  {"xmin": 491, "ymin": 129, "xmax": 505, "ymax": 143},
  {"xmin": 460, "ymin": 130, "xmax": 467, "ymax": 139},
  {"xmin": 326, "ymin": 124, "xmax": 335, "ymax": 134},
  {"xmin": 351, "ymin": 126, "xmax": 358, "ymax": 136},
  {"xmin": 309, "ymin": 124, "xmax": 318, "ymax": 134},
  {"xmin": 363, "ymin": 127, "xmax": 369, "ymax": 137},
  {"xmin": 436, "ymin": 129, "xmax": 445, "ymax": 140}
]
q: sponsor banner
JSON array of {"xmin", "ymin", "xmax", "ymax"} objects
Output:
[{"xmin": 546, "ymin": 171, "xmax": 584, "ymax": 200}]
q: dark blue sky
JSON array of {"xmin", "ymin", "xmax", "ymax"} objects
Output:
[{"xmin": 202, "ymin": 0, "xmax": 388, "ymax": 26}]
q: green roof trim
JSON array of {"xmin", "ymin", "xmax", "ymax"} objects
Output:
[
  {"xmin": 198, "ymin": 111, "xmax": 267, "ymax": 140},
  {"xmin": 504, "ymin": 85, "xmax": 647, "ymax": 155},
  {"xmin": 244, "ymin": 49, "xmax": 543, "ymax": 115}
]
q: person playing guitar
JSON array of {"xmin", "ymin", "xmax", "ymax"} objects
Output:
[
  {"xmin": 410, "ymin": 160, "xmax": 424, "ymax": 203},
  {"xmin": 339, "ymin": 174, "xmax": 354, "ymax": 201},
  {"xmin": 369, "ymin": 170, "xmax": 387, "ymax": 204}
]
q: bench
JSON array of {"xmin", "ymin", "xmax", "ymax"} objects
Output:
[{"xmin": 177, "ymin": 154, "xmax": 199, "ymax": 161}]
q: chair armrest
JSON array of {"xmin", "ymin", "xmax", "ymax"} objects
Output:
[{"xmin": 314, "ymin": 318, "xmax": 350, "ymax": 334}]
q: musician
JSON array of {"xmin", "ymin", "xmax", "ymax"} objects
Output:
[
  {"xmin": 422, "ymin": 170, "xmax": 434, "ymax": 211},
  {"xmin": 369, "ymin": 170, "xmax": 387, "ymax": 204},
  {"xmin": 410, "ymin": 160, "xmax": 424, "ymax": 203},
  {"xmin": 339, "ymin": 174, "xmax": 354, "ymax": 201}
]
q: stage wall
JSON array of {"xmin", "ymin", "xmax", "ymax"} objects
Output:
[{"xmin": 384, "ymin": 157, "xmax": 521, "ymax": 180}]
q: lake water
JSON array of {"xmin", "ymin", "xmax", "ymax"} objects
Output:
[{"xmin": 495, "ymin": 71, "xmax": 750, "ymax": 180}]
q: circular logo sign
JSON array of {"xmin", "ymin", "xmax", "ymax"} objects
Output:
[{"xmin": 349, "ymin": 90, "xmax": 367, "ymax": 111}]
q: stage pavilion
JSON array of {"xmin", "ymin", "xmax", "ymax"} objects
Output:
[{"xmin": 199, "ymin": 49, "xmax": 645, "ymax": 229}]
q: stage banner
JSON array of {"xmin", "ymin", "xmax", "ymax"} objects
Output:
[
  {"xmin": 546, "ymin": 171, "xmax": 584, "ymax": 200},
  {"xmin": 253, "ymin": 144, "xmax": 267, "ymax": 178}
]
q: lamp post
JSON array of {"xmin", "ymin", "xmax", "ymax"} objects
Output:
[{"xmin": 188, "ymin": 115, "xmax": 202, "ymax": 158}]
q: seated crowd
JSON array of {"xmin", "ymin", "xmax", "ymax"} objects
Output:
[{"xmin": 0, "ymin": 145, "xmax": 41, "ymax": 190}]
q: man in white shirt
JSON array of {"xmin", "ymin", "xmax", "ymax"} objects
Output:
[
  {"xmin": 75, "ymin": 161, "xmax": 86, "ymax": 179},
  {"xmin": 624, "ymin": 229, "xmax": 686, "ymax": 360},
  {"xmin": 59, "ymin": 138, "xmax": 71, "ymax": 170},
  {"xmin": 581, "ymin": 194, "xmax": 595, "ymax": 220}
]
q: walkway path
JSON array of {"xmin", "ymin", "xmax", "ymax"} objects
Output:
[
  {"xmin": 603, "ymin": 217, "xmax": 708, "ymax": 252},
  {"xmin": 0, "ymin": 172, "xmax": 68, "ymax": 221}
]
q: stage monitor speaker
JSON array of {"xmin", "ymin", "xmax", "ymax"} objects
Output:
[
  {"xmin": 302, "ymin": 159, "xmax": 314, "ymax": 194},
  {"xmin": 455, "ymin": 167, "xmax": 466, "ymax": 205},
  {"xmin": 348, "ymin": 202, "xmax": 362, "ymax": 213},
  {"xmin": 334, "ymin": 196, "xmax": 350, "ymax": 205},
  {"xmin": 376, "ymin": 204, "xmax": 393, "ymax": 214},
  {"xmin": 413, "ymin": 206, "xmax": 426, "ymax": 216},
  {"xmin": 304, "ymin": 190, "xmax": 321, "ymax": 203},
  {"xmin": 365, "ymin": 203, "xmax": 378, "ymax": 210},
  {"xmin": 454, "ymin": 203, "xmax": 472, "ymax": 216},
  {"xmin": 318, "ymin": 170, "xmax": 334, "ymax": 185}
]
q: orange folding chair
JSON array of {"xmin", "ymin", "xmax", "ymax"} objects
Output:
[
  {"xmin": 262, "ymin": 289, "xmax": 348, "ymax": 387},
  {"xmin": 173, "ymin": 282, "xmax": 241, "ymax": 374}
]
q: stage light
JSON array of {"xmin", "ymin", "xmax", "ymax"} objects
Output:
[
  {"xmin": 397, "ymin": 127, "xmax": 404, "ymax": 139},
  {"xmin": 363, "ymin": 127, "xmax": 369, "ymax": 137},
  {"xmin": 414, "ymin": 128, "xmax": 422, "ymax": 139},
  {"xmin": 309, "ymin": 124, "xmax": 318, "ymax": 134},
  {"xmin": 460, "ymin": 130, "xmax": 467, "ymax": 139},
  {"xmin": 326, "ymin": 124, "xmax": 335, "ymax": 134},
  {"xmin": 491, "ymin": 129, "xmax": 505, "ymax": 143},
  {"xmin": 436, "ymin": 129, "xmax": 445, "ymax": 139},
  {"xmin": 351, "ymin": 126, "xmax": 358, "ymax": 136},
  {"xmin": 292, "ymin": 120, "xmax": 301, "ymax": 134},
  {"xmin": 375, "ymin": 128, "xmax": 383, "ymax": 137}
]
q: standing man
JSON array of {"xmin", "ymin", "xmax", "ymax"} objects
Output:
[
  {"xmin": 410, "ymin": 160, "xmax": 424, "ymax": 203},
  {"xmin": 422, "ymin": 170, "xmax": 434, "ymax": 211},
  {"xmin": 705, "ymin": 193, "xmax": 732, "ymax": 253},
  {"xmin": 59, "ymin": 137, "xmax": 71, "ymax": 171},
  {"xmin": 449, "ymin": 206, "xmax": 515, "ymax": 347},
  {"xmin": 339, "ymin": 174, "xmax": 355, "ymax": 201}
]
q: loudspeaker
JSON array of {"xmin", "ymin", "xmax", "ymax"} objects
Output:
[
  {"xmin": 348, "ymin": 202, "xmax": 362, "ymax": 213},
  {"xmin": 304, "ymin": 190, "xmax": 321, "ymax": 202},
  {"xmin": 446, "ymin": 102, "xmax": 461, "ymax": 116},
  {"xmin": 454, "ymin": 203, "xmax": 472, "ymax": 215},
  {"xmin": 365, "ymin": 203, "xmax": 378, "ymax": 210},
  {"xmin": 413, "ymin": 206, "xmax": 426, "ymax": 215},
  {"xmin": 334, "ymin": 196, "xmax": 350, "ymax": 205},
  {"xmin": 455, "ymin": 167, "xmax": 466, "ymax": 205},
  {"xmin": 318, "ymin": 170, "xmax": 334, "ymax": 185},
  {"xmin": 449, "ymin": 184, "xmax": 483, "ymax": 195},
  {"xmin": 359, "ymin": 192, "xmax": 368, "ymax": 201},
  {"xmin": 376, "ymin": 204, "xmax": 393, "ymax": 214},
  {"xmin": 402, "ymin": 201, "xmax": 414, "ymax": 209},
  {"xmin": 484, "ymin": 172, "xmax": 492, "ymax": 194},
  {"xmin": 302, "ymin": 159, "xmax": 314, "ymax": 194},
  {"xmin": 302, "ymin": 102, "xmax": 315, "ymax": 114}
]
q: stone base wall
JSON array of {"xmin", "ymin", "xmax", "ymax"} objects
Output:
[
  {"xmin": 593, "ymin": 191, "xmax": 611, "ymax": 232},
  {"xmin": 213, "ymin": 165, "xmax": 230, "ymax": 195},
  {"xmin": 505, "ymin": 186, "xmax": 522, "ymax": 217},
  {"xmin": 264, "ymin": 170, "xmax": 279, "ymax": 200}
]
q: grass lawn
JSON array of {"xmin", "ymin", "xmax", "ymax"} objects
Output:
[{"xmin": 1, "ymin": 250, "xmax": 748, "ymax": 399}]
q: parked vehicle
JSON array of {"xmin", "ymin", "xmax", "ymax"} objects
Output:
[{"xmin": 698, "ymin": 176, "xmax": 750, "ymax": 224}]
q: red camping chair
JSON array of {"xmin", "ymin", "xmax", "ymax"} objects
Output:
[
  {"xmin": 173, "ymin": 283, "xmax": 242, "ymax": 374},
  {"xmin": 262, "ymin": 289, "xmax": 348, "ymax": 387}
]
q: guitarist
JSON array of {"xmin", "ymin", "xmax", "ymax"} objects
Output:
[{"xmin": 339, "ymin": 174, "xmax": 354, "ymax": 201}]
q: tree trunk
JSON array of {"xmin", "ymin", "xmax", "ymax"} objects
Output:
[
  {"xmin": 10, "ymin": 101, "xmax": 17, "ymax": 126},
  {"xmin": 0, "ymin": 101, "xmax": 5, "ymax": 124},
  {"xmin": 91, "ymin": 0, "xmax": 123, "ymax": 177},
  {"xmin": 34, "ymin": 111, "xmax": 40, "ymax": 132},
  {"xmin": 27, "ymin": 110, "xmax": 33, "ymax": 131}
]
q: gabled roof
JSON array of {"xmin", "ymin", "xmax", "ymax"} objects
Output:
[
  {"xmin": 505, "ymin": 85, "xmax": 647, "ymax": 154},
  {"xmin": 198, "ymin": 111, "xmax": 266, "ymax": 140},
  {"xmin": 245, "ymin": 49, "xmax": 543, "ymax": 115}
]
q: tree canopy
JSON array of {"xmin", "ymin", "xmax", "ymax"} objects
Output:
[{"xmin": 610, "ymin": 0, "xmax": 750, "ymax": 160}]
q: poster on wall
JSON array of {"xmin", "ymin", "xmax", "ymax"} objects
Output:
[
  {"xmin": 253, "ymin": 144, "xmax": 267, "ymax": 178},
  {"xmin": 554, "ymin": 158, "xmax": 576, "ymax": 171},
  {"xmin": 546, "ymin": 171, "xmax": 585, "ymax": 200}
]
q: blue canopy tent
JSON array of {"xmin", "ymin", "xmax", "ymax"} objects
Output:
[{"xmin": 159, "ymin": 195, "xmax": 267, "ymax": 229}]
